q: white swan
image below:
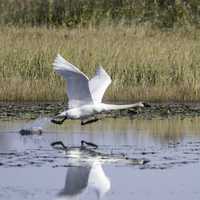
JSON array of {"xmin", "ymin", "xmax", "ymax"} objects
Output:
[
  {"xmin": 52, "ymin": 141, "xmax": 110, "ymax": 200},
  {"xmin": 51, "ymin": 54, "xmax": 144, "ymax": 125},
  {"xmin": 56, "ymin": 160, "xmax": 110, "ymax": 200}
]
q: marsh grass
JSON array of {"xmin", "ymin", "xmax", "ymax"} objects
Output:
[{"xmin": 1, "ymin": 25, "xmax": 200, "ymax": 102}]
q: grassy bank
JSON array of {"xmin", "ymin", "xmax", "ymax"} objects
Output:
[{"xmin": 1, "ymin": 25, "xmax": 200, "ymax": 102}]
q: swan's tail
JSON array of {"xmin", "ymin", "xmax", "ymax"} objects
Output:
[{"xmin": 103, "ymin": 102, "xmax": 144, "ymax": 111}]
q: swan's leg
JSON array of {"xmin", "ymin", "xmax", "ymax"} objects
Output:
[
  {"xmin": 81, "ymin": 140, "xmax": 98, "ymax": 149},
  {"xmin": 51, "ymin": 141, "xmax": 68, "ymax": 150},
  {"xmin": 81, "ymin": 117, "xmax": 99, "ymax": 125},
  {"xmin": 51, "ymin": 116, "xmax": 67, "ymax": 125}
]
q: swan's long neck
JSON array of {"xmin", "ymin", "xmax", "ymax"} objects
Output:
[{"xmin": 103, "ymin": 102, "xmax": 144, "ymax": 111}]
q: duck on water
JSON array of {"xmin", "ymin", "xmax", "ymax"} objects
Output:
[{"xmin": 51, "ymin": 54, "xmax": 144, "ymax": 125}]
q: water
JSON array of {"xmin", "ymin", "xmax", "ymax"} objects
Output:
[
  {"xmin": 0, "ymin": 117, "xmax": 200, "ymax": 200},
  {"xmin": 22, "ymin": 117, "xmax": 51, "ymax": 129}
]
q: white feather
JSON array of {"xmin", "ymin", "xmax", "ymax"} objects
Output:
[
  {"xmin": 53, "ymin": 54, "xmax": 93, "ymax": 108},
  {"xmin": 89, "ymin": 66, "xmax": 111, "ymax": 103}
]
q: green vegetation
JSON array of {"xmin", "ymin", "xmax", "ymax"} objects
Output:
[
  {"xmin": 0, "ymin": 0, "xmax": 200, "ymax": 28},
  {"xmin": 1, "ymin": 25, "xmax": 200, "ymax": 102}
]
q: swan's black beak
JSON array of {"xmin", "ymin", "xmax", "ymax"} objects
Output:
[{"xmin": 51, "ymin": 116, "xmax": 67, "ymax": 125}]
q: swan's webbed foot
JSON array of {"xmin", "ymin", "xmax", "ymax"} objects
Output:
[
  {"xmin": 51, "ymin": 141, "xmax": 68, "ymax": 150},
  {"xmin": 81, "ymin": 117, "xmax": 99, "ymax": 125},
  {"xmin": 51, "ymin": 116, "xmax": 67, "ymax": 125},
  {"xmin": 81, "ymin": 140, "xmax": 98, "ymax": 149}
]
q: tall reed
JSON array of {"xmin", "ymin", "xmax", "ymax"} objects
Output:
[
  {"xmin": 0, "ymin": 25, "xmax": 200, "ymax": 102},
  {"xmin": 0, "ymin": 0, "xmax": 200, "ymax": 28}
]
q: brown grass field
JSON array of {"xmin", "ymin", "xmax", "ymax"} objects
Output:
[{"xmin": 0, "ymin": 24, "xmax": 200, "ymax": 102}]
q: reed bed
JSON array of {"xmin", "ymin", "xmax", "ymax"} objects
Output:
[
  {"xmin": 0, "ymin": 0, "xmax": 200, "ymax": 28},
  {"xmin": 0, "ymin": 25, "xmax": 200, "ymax": 102}
]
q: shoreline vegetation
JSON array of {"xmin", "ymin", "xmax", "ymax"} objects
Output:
[
  {"xmin": 1, "ymin": 25, "xmax": 200, "ymax": 102},
  {"xmin": 1, "ymin": 102, "xmax": 200, "ymax": 120},
  {"xmin": 0, "ymin": 1, "xmax": 200, "ymax": 102}
]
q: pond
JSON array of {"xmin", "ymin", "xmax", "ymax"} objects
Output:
[{"xmin": 0, "ymin": 117, "xmax": 200, "ymax": 200}]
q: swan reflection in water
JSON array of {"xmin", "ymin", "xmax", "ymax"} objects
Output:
[
  {"xmin": 53, "ymin": 141, "xmax": 111, "ymax": 200},
  {"xmin": 52, "ymin": 140, "xmax": 149, "ymax": 200},
  {"xmin": 56, "ymin": 160, "xmax": 110, "ymax": 200}
]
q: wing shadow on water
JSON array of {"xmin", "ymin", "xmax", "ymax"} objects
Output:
[{"xmin": 55, "ymin": 160, "xmax": 111, "ymax": 200}]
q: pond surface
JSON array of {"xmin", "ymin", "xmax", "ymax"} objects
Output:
[{"xmin": 0, "ymin": 117, "xmax": 200, "ymax": 200}]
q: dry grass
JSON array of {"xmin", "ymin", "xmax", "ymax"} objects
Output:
[{"xmin": 1, "ymin": 25, "xmax": 200, "ymax": 102}]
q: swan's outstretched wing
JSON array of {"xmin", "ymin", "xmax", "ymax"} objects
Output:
[
  {"xmin": 89, "ymin": 67, "xmax": 111, "ymax": 103},
  {"xmin": 53, "ymin": 54, "xmax": 93, "ymax": 108}
]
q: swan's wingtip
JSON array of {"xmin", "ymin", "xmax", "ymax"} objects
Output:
[
  {"xmin": 96, "ymin": 65, "xmax": 112, "ymax": 82},
  {"xmin": 55, "ymin": 53, "xmax": 64, "ymax": 61},
  {"xmin": 56, "ymin": 53, "xmax": 63, "ymax": 59},
  {"xmin": 97, "ymin": 65, "xmax": 107, "ymax": 73},
  {"xmin": 97, "ymin": 65, "xmax": 104, "ymax": 70},
  {"xmin": 52, "ymin": 54, "xmax": 66, "ymax": 67}
]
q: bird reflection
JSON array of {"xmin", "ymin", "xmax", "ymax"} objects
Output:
[
  {"xmin": 54, "ymin": 145, "xmax": 111, "ymax": 200},
  {"xmin": 56, "ymin": 160, "xmax": 110, "ymax": 200},
  {"xmin": 52, "ymin": 139, "xmax": 148, "ymax": 200}
]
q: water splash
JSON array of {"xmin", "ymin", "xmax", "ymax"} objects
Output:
[{"xmin": 19, "ymin": 117, "xmax": 51, "ymax": 135}]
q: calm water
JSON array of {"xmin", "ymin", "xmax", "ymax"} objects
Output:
[{"xmin": 0, "ymin": 117, "xmax": 200, "ymax": 200}]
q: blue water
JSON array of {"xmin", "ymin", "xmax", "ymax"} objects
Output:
[{"xmin": 0, "ymin": 117, "xmax": 200, "ymax": 200}]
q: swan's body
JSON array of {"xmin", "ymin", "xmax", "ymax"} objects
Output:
[
  {"xmin": 52, "ymin": 54, "xmax": 143, "ymax": 124},
  {"xmin": 59, "ymin": 102, "xmax": 143, "ymax": 119}
]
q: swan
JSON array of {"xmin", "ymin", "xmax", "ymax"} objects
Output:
[
  {"xmin": 51, "ymin": 54, "xmax": 144, "ymax": 125},
  {"xmin": 55, "ymin": 161, "xmax": 110, "ymax": 200},
  {"xmin": 52, "ymin": 140, "xmax": 149, "ymax": 200},
  {"xmin": 52, "ymin": 141, "xmax": 111, "ymax": 200}
]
